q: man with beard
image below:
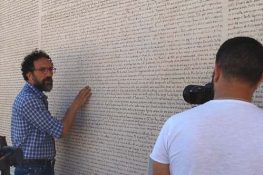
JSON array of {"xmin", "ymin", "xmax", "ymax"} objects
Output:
[{"xmin": 11, "ymin": 50, "xmax": 92, "ymax": 175}]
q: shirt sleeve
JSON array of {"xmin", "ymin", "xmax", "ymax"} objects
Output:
[
  {"xmin": 21, "ymin": 97, "xmax": 63, "ymax": 139},
  {"xmin": 150, "ymin": 119, "xmax": 171, "ymax": 164}
]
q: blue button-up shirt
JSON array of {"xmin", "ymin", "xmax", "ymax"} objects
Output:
[{"xmin": 11, "ymin": 82, "xmax": 63, "ymax": 159}]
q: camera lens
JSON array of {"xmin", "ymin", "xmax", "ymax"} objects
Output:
[{"xmin": 183, "ymin": 83, "xmax": 214, "ymax": 104}]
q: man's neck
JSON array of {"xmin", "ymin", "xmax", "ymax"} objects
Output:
[{"xmin": 213, "ymin": 80, "xmax": 256, "ymax": 102}]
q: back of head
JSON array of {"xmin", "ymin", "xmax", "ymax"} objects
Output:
[{"xmin": 216, "ymin": 37, "xmax": 263, "ymax": 86}]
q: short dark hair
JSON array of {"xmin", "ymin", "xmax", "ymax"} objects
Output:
[
  {"xmin": 21, "ymin": 49, "xmax": 51, "ymax": 81},
  {"xmin": 216, "ymin": 37, "xmax": 263, "ymax": 85}
]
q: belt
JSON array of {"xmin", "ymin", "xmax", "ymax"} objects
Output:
[{"xmin": 17, "ymin": 159, "xmax": 55, "ymax": 166}]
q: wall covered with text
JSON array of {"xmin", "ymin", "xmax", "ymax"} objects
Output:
[{"xmin": 1, "ymin": 0, "xmax": 263, "ymax": 174}]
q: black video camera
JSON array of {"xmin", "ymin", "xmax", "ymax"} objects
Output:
[
  {"xmin": 183, "ymin": 82, "xmax": 214, "ymax": 104},
  {"xmin": 0, "ymin": 136, "xmax": 23, "ymax": 175}
]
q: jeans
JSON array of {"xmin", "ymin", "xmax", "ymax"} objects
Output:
[{"xmin": 14, "ymin": 163, "xmax": 54, "ymax": 175}]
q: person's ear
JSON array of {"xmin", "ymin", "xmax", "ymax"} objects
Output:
[
  {"xmin": 213, "ymin": 64, "xmax": 221, "ymax": 83},
  {"xmin": 26, "ymin": 72, "xmax": 33, "ymax": 81}
]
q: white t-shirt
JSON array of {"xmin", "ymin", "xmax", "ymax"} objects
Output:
[{"xmin": 150, "ymin": 99, "xmax": 263, "ymax": 175}]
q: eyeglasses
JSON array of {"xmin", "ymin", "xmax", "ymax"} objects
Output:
[{"xmin": 33, "ymin": 67, "xmax": 56, "ymax": 74}]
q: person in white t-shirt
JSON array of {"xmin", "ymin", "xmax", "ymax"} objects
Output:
[{"xmin": 149, "ymin": 36, "xmax": 263, "ymax": 175}]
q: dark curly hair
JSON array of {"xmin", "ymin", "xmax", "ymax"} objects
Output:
[{"xmin": 21, "ymin": 49, "xmax": 52, "ymax": 81}]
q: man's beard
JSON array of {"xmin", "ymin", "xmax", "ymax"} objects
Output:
[{"xmin": 32, "ymin": 76, "xmax": 53, "ymax": 92}]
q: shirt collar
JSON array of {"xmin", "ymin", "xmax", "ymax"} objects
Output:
[{"xmin": 25, "ymin": 82, "xmax": 47, "ymax": 100}]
